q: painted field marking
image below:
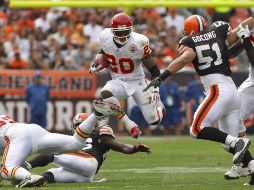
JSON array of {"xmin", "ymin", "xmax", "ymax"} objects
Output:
[{"xmin": 101, "ymin": 167, "xmax": 227, "ymax": 174}]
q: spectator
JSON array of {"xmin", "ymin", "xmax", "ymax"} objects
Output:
[
  {"xmin": 35, "ymin": 14, "xmax": 50, "ymax": 32},
  {"xmin": 211, "ymin": 0, "xmax": 233, "ymax": 23},
  {"xmin": 159, "ymin": 78, "xmax": 183, "ymax": 135},
  {"xmin": 164, "ymin": 8, "xmax": 185, "ymax": 33},
  {"xmin": 72, "ymin": 45, "xmax": 91, "ymax": 70},
  {"xmin": 7, "ymin": 50, "xmax": 27, "ymax": 69},
  {"xmin": 25, "ymin": 71, "xmax": 50, "ymax": 128},
  {"xmin": 0, "ymin": 6, "xmax": 250, "ymax": 71},
  {"xmin": 71, "ymin": 23, "xmax": 88, "ymax": 46},
  {"xmin": 0, "ymin": 42, "xmax": 7, "ymax": 68},
  {"xmin": 184, "ymin": 75, "xmax": 205, "ymax": 126},
  {"xmin": 83, "ymin": 15, "xmax": 103, "ymax": 44}
]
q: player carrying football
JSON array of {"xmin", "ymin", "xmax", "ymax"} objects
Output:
[
  {"xmin": 89, "ymin": 13, "xmax": 164, "ymax": 138},
  {"xmin": 145, "ymin": 15, "xmax": 254, "ymax": 170}
]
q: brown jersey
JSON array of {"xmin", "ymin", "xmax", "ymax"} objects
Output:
[
  {"xmin": 80, "ymin": 126, "xmax": 115, "ymax": 172},
  {"xmin": 179, "ymin": 21, "xmax": 232, "ymax": 76}
]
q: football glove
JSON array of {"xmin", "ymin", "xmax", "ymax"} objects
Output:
[
  {"xmin": 237, "ymin": 24, "xmax": 250, "ymax": 43},
  {"xmin": 134, "ymin": 144, "xmax": 151, "ymax": 154},
  {"xmin": 143, "ymin": 77, "xmax": 162, "ymax": 92},
  {"xmin": 89, "ymin": 61, "xmax": 103, "ymax": 74}
]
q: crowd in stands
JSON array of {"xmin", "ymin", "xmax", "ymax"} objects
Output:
[{"xmin": 0, "ymin": 1, "xmax": 253, "ymax": 71}]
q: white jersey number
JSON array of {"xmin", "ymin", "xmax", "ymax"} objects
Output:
[
  {"xmin": 0, "ymin": 115, "xmax": 15, "ymax": 127},
  {"xmin": 106, "ymin": 54, "xmax": 135, "ymax": 74},
  {"xmin": 82, "ymin": 138, "xmax": 92, "ymax": 151},
  {"xmin": 195, "ymin": 42, "xmax": 222, "ymax": 70}
]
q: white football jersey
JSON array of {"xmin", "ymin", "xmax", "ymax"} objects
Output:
[{"xmin": 99, "ymin": 28, "xmax": 151, "ymax": 80}]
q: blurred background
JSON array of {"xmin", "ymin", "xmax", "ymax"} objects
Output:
[{"xmin": 0, "ymin": 0, "xmax": 254, "ymax": 135}]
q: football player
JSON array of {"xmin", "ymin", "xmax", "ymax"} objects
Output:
[
  {"xmin": 0, "ymin": 100, "xmax": 122, "ymax": 187},
  {"xmin": 222, "ymin": 25, "xmax": 254, "ymax": 185},
  {"xmin": 89, "ymin": 13, "xmax": 164, "ymax": 138},
  {"xmin": 20, "ymin": 113, "xmax": 151, "ymax": 186},
  {"xmin": 145, "ymin": 15, "xmax": 254, "ymax": 167}
]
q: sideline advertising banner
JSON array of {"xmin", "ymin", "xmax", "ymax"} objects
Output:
[{"xmin": 0, "ymin": 70, "xmax": 97, "ymax": 98}]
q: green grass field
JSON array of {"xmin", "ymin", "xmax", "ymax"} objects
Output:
[{"xmin": 1, "ymin": 136, "xmax": 254, "ymax": 190}]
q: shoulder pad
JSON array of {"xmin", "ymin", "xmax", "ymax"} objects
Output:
[
  {"xmin": 99, "ymin": 28, "xmax": 111, "ymax": 42},
  {"xmin": 178, "ymin": 36, "xmax": 190, "ymax": 47},
  {"xmin": 99, "ymin": 125, "xmax": 115, "ymax": 138},
  {"xmin": 134, "ymin": 33, "xmax": 149, "ymax": 47},
  {"xmin": 179, "ymin": 36, "xmax": 188, "ymax": 45},
  {"xmin": 179, "ymin": 36, "xmax": 188, "ymax": 44}
]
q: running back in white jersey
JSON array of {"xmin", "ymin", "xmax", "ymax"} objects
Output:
[{"xmin": 99, "ymin": 28, "xmax": 151, "ymax": 80}]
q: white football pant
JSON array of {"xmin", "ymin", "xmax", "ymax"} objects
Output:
[
  {"xmin": 102, "ymin": 78, "xmax": 163, "ymax": 124},
  {"xmin": 47, "ymin": 153, "xmax": 98, "ymax": 183}
]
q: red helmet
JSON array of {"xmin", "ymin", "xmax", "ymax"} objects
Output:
[
  {"xmin": 183, "ymin": 15, "xmax": 207, "ymax": 36},
  {"xmin": 111, "ymin": 13, "xmax": 133, "ymax": 45},
  {"xmin": 71, "ymin": 113, "xmax": 89, "ymax": 131}
]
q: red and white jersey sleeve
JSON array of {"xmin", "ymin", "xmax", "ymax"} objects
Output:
[{"xmin": 99, "ymin": 28, "xmax": 151, "ymax": 80}]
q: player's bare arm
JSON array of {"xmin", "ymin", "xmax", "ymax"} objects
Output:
[
  {"xmin": 166, "ymin": 49, "xmax": 196, "ymax": 74},
  {"xmin": 100, "ymin": 136, "xmax": 151, "ymax": 154},
  {"xmin": 141, "ymin": 54, "xmax": 160, "ymax": 79},
  {"xmin": 228, "ymin": 24, "xmax": 254, "ymax": 68},
  {"xmin": 227, "ymin": 17, "xmax": 254, "ymax": 47},
  {"xmin": 228, "ymin": 40, "xmax": 244, "ymax": 59},
  {"xmin": 144, "ymin": 49, "xmax": 196, "ymax": 91}
]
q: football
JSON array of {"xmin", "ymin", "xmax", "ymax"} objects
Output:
[{"xmin": 94, "ymin": 53, "xmax": 110, "ymax": 69}]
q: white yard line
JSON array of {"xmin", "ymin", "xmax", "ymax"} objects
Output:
[{"xmin": 101, "ymin": 167, "xmax": 227, "ymax": 174}]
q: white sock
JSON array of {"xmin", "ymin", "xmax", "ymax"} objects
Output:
[
  {"xmin": 13, "ymin": 167, "xmax": 31, "ymax": 181},
  {"xmin": 74, "ymin": 113, "xmax": 98, "ymax": 143},
  {"xmin": 225, "ymin": 135, "xmax": 238, "ymax": 148},
  {"xmin": 121, "ymin": 114, "xmax": 134, "ymax": 132},
  {"xmin": 78, "ymin": 113, "xmax": 98, "ymax": 134},
  {"xmin": 248, "ymin": 160, "xmax": 254, "ymax": 173}
]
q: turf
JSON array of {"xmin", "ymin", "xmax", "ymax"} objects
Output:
[{"xmin": 1, "ymin": 136, "xmax": 254, "ymax": 189}]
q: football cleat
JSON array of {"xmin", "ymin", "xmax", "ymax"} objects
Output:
[
  {"xmin": 17, "ymin": 174, "xmax": 45, "ymax": 188},
  {"xmin": 224, "ymin": 164, "xmax": 250, "ymax": 180},
  {"xmin": 130, "ymin": 126, "xmax": 142, "ymax": 139},
  {"xmin": 233, "ymin": 138, "xmax": 251, "ymax": 164},
  {"xmin": 93, "ymin": 99, "xmax": 124, "ymax": 117}
]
